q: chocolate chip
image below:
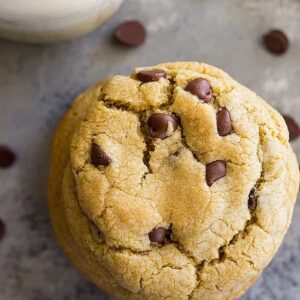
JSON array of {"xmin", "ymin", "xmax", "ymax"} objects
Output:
[
  {"xmin": 263, "ymin": 30, "xmax": 289, "ymax": 55},
  {"xmin": 185, "ymin": 78, "xmax": 213, "ymax": 101},
  {"xmin": 206, "ymin": 160, "xmax": 226, "ymax": 186},
  {"xmin": 283, "ymin": 115, "xmax": 300, "ymax": 141},
  {"xmin": 0, "ymin": 219, "xmax": 5, "ymax": 241},
  {"xmin": 137, "ymin": 69, "xmax": 167, "ymax": 83},
  {"xmin": 0, "ymin": 145, "xmax": 16, "ymax": 168},
  {"xmin": 91, "ymin": 143, "xmax": 111, "ymax": 166},
  {"xmin": 115, "ymin": 20, "xmax": 146, "ymax": 47},
  {"xmin": 248, "ymin": 188, "xmax": 257, "ymax": 211},
  {"xmin": 147, "ymin": 113, "xmax": 178, "ymax": 139},
  {"xmin": 149, "ymin": 227, "xmax": 168, "ymax": 245},
  {"xmin": 217, "ymin": 108, "xmax": 233, "ymax": 136}
]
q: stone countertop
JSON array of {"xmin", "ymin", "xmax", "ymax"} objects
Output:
[{"xmin": 0, "ymin": 0, "xmax": 300, "ymax": 299}]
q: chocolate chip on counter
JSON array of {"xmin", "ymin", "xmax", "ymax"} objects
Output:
[
  {"xmin": 0, "ymin": 145, "xmax": 16, "ymax": 168},
  {"xmin": 0, "ymin": 219, "xmax": 5, "ymax": 241},
  {"xmin": 185, "ymin": 78, "xmax": 213, "ymax": 101},
  {"xmin": 283, "ymin": 115, "xmax": 300, "ymax": 141},
  {"xmin": 91, "ymin": 143, "xmax": 111, "ymax": 167},
  {"xmin": 115, "ymin": 20, "xmax": 146, "ymax": 47},
  {"xmin": 206, "ymin": 160, "xmax": 226, "ymax": 186},
  {"xmin": 147, "ymin": 113, "xmax": 178, "ymax": 139},
  {"xmin": 137, "ymin": 69, "xmax": 167, "ymax": 83},
  {"xmin": 248, "ymin": 188, "xmax": 257, "ymax": 211},
  {"xmin": 149, "ymin": 227, "xmax": 168, "ymax": 245},
  {"xmin": 263, "ymin": 30, "xmax": 289, "ymax": 55},
  {"xmin": 217, "ymin": 108, "xmax": 233, "ymax": 136}
]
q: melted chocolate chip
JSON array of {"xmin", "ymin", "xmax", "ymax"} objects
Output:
[
  {"xmin": 0, "ymin": 145, "xmax": 16, "ymax": 168},
  {"xmin": 91, "ymin": 143, "xmax": 111, "ymax": 166},
  {"xmin": 115, "ymin": 20, "xmax": 146, "ymax": 47},
  {"xmin": 217, "ymin": 108, "xmax": 233, "ymax": 136},
  {"xmin": 283, "ymin": 115, "xmax": 300, "ymax": 141},
  {"xmin": 263, "ymin": 30, "xmax": 289, "ymax": 55},
  {"xmin": 0, "ymin": 219, "xmax": 5, "ymax": 241},
  {"xmin": 206, "ymin": 160, "xmax": 226, "ymax": 186},
  {"xmin": 137, "ymin": 69, "xmax": 167, "ymax": 83},
  {"xmin": 185, "ymin": 78, "xmax": 213, "ymax": 101},
  {"xmin": 149, "ymin": 227, "xmax": 168, "ymax": 245},
  {"xmin": 248, "ymin": 188, "xmax": 257, "ymax": 211},
  {"xmin": 147, "ymin": 113, "xmax": 178, "ymax": 139}
]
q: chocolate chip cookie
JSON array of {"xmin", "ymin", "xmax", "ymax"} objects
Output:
[{"xmin": 49, "ymin": 62, "xmax": 299, "ymax": 300}]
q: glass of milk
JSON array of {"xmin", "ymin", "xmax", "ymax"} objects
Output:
[{"xmin": 0, "ymin": 0, "xmax": 124, "ymax": 43}]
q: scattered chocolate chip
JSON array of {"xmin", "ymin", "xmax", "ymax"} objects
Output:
[
  {"xmin": 115, "ymin": 20, "xmax": 146, "ymax": 47},
  {"xmin": 283, "ymin": 115, "xmax": 300, "ymax": 141},
  {"xmin": 185, "ymin": 78, "xmax": 213, "ymax": 101},
  {"xmin": 0, "ymin": 219, "xmax": 5, "ymax": 241},
  {"xmin": 248, "ymin": 188, "xmax": 257, "ymax": 211},
  {"xmin": 137, "ymin": 69, "xmax": 167, "ymax": 83},
  {"xmin": 217, "ymin": 108, "xmax": 233, "ymax": 136},
  {"xmin": 149, "ymin": 227, "xmax": 168, "ymax": 245},
  {"xmin": 91, "ymin": 143, "xmax": 111, "ymax": 167},
  {"xmin": 263, "ymin": 30, "xmax": 289, "ymax": 55},
  {"xmin": 147, "ymin": 113, "xmax": 178, "ymax": 139},
  {"xmin": 206, "ymin": 160, "xmax": 226, "ymax": 186},
  {"xmin": 0, "ymin": 145, "xmax": 16, "ymax": 168}
]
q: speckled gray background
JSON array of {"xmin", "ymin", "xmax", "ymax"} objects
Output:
[{"xmin": 0, "ymin": 0, "xmax": 300, "ymax": 299}]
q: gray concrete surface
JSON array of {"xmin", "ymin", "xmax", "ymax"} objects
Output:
[{"xmin": 0, "ymin": 0, "xmax": 300, "ymax": 299}]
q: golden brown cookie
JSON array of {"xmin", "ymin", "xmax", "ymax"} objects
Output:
[{"xmin": 48, "ymin": 62, "xmax": 299, "ymax": 300}]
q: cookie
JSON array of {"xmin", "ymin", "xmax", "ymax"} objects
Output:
[{"xmin": 48, "ymin": 62, "xmax": 299, "ymax": 300}]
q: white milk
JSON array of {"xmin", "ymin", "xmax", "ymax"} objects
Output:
[{"xmin": 0, "ymin": 0, "xmax": 124, "ymax": 43}]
